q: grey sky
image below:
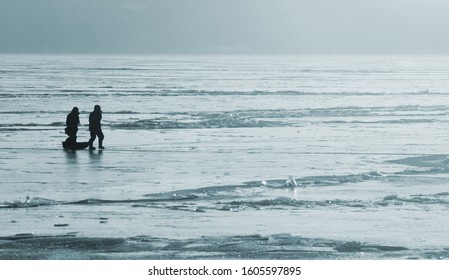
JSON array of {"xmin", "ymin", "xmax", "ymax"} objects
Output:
[{"xmin": 1, "ymin": 0, "xmax": 449, "ymax": 54}]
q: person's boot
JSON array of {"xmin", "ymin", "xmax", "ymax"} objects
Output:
[
  {"xmin": 89, "ymin": 141, "xmax": 95, "ymax": 150},
  {"xmin": 99, "ymin": 139, "xmax": 105, "ymax": 149}
]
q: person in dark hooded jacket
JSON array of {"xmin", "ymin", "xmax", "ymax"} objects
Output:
[
  {"xmin": 65, "ymin": 107, "xmax": 80, "ymax": 143},
  {"xmin": 88, "ymin": 105, "xmax": 104, "ymax": 150}
]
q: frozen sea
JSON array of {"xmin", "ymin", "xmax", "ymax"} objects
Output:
[{"xmin": 2, "ymin": 54, "xmax": 449, "ymax": 259}]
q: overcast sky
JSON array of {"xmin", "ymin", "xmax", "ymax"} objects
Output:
[{"xmin": 1, "ymin": 0, "xmax": 449, "ymax": 54}]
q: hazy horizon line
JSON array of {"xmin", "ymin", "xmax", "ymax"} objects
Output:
[{"xmin": 2, "ymin": 51, "xmax": 449, "ymax": 56}]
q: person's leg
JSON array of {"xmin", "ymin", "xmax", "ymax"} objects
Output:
[
  {"xmin": 66, "ymin": 129, "xmax": 77, "ymax": 145},
  {"xmin": 98, "ymin": 130, "xmax": 105, "ymax": 149},
  {"xmin": 88, "ymin": 131, "xmax": 96, "ymax": 150},
  {"xmin": 67, "ymin": 135, "xmax": 75, "ymax": 143}
]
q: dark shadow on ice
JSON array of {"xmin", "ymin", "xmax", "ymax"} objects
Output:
[
  {"xmin": 0, "ymin": 232, "xmax": 419, "ymax": 260},
  {"xmin": 64, "ymin": 149, "xmax": 78, "ymax": 164},
  {"xmin": 89, "ymin": 149, "xmax": 103, "ymax": 160}
]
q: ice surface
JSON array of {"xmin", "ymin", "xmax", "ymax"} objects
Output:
[{"xmin": 2, "ymin": 54, "xmax": 449, "ymax": 259}]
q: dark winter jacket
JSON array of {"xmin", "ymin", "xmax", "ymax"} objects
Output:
[
  {"xmin": 89, "ymin": 109, "xmax": 102, "ymax": 132},
  {"xmin": 66, "ymin": 107, "xmax": 80, "ymax": 134}
]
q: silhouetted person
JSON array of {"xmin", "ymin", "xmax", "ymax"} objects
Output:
[
  {"xmin": 65, "ymin": 107, "xmax": 80, "ymax": 144},
  {"xmin": 88, "ymin": 105, "xmax": 104, "ymax": 150}
]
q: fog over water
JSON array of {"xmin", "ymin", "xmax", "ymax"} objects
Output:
[{"xmin": 1, "ymin": 0, "xmax": 449, "ymax": 54}]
